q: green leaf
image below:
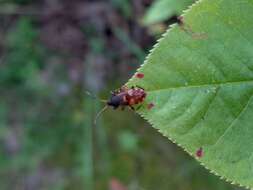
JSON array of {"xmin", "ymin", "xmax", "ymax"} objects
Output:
[
  {"xmin": 143, "ymin": 0, "xmax": 195, "ymax": 25},
  {"xmin": 128, "ymin": 0, "xmax": 253, "ymax": 188}
]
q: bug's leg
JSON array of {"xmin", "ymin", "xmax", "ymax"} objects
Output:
[
  {"xmin": 136, "ymin": 85, "xmax": 144, "ymax": 90},
  {"xmin": 112, "ymin": 87, "xmax": 121, "ymax": 94},
  {"xmin": 129, "ymin": 105, "xmax": 135, "ymax": 110},
  {"xmin": 112, "ymin": 105, "xmax": 119, "ymax": 110},
  {"xmin": 121, "ymin": 106, "xmax": 126, "ymax": 111},
  {"xmin": 111, "ymin": 90, "xmax": 116, "ymax": 95},
  {"xmin": 120, "ymin": 85, "xmax": 128, "ymax": 92},
  {"xmin": 136, "ymin": 104, "xmax": 143, "ymax": 110}
]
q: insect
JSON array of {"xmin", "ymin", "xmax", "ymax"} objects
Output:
[
  {"xmin": 88, "ymin": 86, "xmax": 147, "ymax": 124},
  {"xmin": 108, "ymin": 86, "xmax": 146, "ymax": 110}
]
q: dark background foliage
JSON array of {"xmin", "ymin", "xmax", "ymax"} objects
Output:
[{"xmin": 0, "ymin": 0, "xmax": 245, "ymax": 189}]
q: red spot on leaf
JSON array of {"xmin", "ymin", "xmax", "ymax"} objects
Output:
[
  {"xmin": 147, "ymin": 103, "xmax": 155, "ymax": 110},
  {"xmin": 196, "ymin": 147, "xmax": 203, "ymax": 158},
  {"xmin": 109, "ymin": 178, "xmax": 128, "ymax": 190},
  {"xmin": 136, "ymin": 73, "xmax": 144, "ymax": 79}
]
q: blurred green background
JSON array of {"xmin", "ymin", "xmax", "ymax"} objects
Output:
[{"xmin": 0, "ymin": 0, "xmax": 245, "ymax": 190}]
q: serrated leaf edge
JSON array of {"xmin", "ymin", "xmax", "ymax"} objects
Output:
[{"xmin": 127, "ymin": 0, "xmax": 252, "ymax": 189}]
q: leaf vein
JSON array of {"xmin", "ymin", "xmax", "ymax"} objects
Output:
[
  {"xmin": 147, "ymin": 80, "xmax": 253, "ymax": 92},
  {"xmin": 213, "ymin": 93, "xmax": 253, "ymax": 146}
]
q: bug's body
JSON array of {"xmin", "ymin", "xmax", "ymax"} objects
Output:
[
  {"xmin": 91, "ymin": 86, "xmax": 146, "ymax": 124},
  {"xmin": 107, "ymin": 86, "xmax": 146, "ymax": 110}
]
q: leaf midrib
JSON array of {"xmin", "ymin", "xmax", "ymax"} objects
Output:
[{"xmin": 147, "ymin": 79, "xmax": 253, "ymax": 92}]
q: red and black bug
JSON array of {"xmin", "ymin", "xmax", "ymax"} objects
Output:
[
  {"xmin": 92, "ymin": 86, "xmax": 147, "ymax": 124},
  {"xmin": 108, "ymin": 86, "xmax": 146, "ymax": 110}
]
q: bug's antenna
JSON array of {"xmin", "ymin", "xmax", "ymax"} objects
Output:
[
  {"xmin": 94, "ymin": 105, "xmax": 108, "ymax": 125},
  {"xmin": 85, "ymin": 91, "xmax": 107, "ymax": 103},
  {"xmin": 85, "ymin": 91, "xmax": 108, "ymax": 125}
]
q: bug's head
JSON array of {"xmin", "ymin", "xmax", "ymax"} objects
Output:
[
  {"xmin": 107, "ymin": 94, "xmax": 122, "ymax": 109},
  {"xmin": 86, "ymin": 91, "xmax": 122, "ymax": 125}
]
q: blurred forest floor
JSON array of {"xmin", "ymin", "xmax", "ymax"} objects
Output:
[{"xmin": 0, "ymin": 0, "xmax": 245, "ymax": 190}]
